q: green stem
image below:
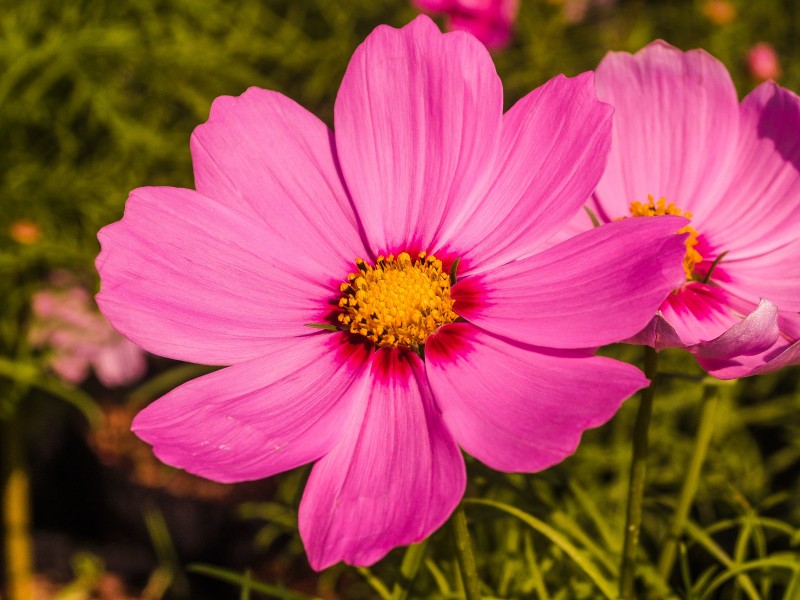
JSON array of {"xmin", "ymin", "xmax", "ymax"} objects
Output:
[
  {"xmin": 391, "ymin": 539, "xmax": 429, "ymax": 600},
  {"xmin": 619, "ymin": 346, "xmax": 659, "ymax": 600},
  {"xmin": 451, "ymin": 503, "xmax": 482, "ymax": 600},
  {"xmin": 656, "ymin": 383, "xmax": 720, "ymax": 584},
  {"xmin": 3, "ymin": 423, "xmax": 33, "ymax": 600}
]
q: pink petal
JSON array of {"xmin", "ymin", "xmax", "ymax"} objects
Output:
[
  {"xmin": 447, "ymin": 0, "xmax": 519, "ymax": 49},
  {"xmin": 425, "ymin": 323, "xmax": 647, "ymax": 472},
  {"xmin": 722, "ymin": 238, "xmax": 800, "ymax": 313},
  {"xmin": 191, "ymin": 87, "xmax": 366, "ymax": 273},
  {"xmin": 50, "ymin": 353, "xmax": 91, "ymax": 385},
  {"xmin": 299, "ymin": 347, "xmax": 465, "ymax": 570},
  {"xmin": 414, "ymin": 0, "xmax": 452, "ymax": 10},
  {"xmin": 453, "ymin": 216, "xmax": 687, "ymax": 348},
  {"xmin": 97, "ymin": 187, "xmax": 340, "ymax": 365},
  {"xmin": 701, "ymin": 84, "xmax": 800, "ymax": 311},
  {"xmin": 132, "ymin": 333, "xmax": 370, "ymax": 483},
  {"xmin": 92, "ymin": 338, "xmax": 147, "ymax": 388},
  {"xmin": 623, "ymin": 313, "xmax": 683, "ymax": 351},
  {"xmin": 695, "ymin": 309, "xmax": 800, "ymax": 378},
  {"xmin": 440, "ymin": 72, "xmax": 614, "ymax": 273},
  {"xmin": 593, "ymin": 41, "xmax": 740, "ymax": 220},
  {"xmin": 656, "ymin": 283, "xmax": 744, "ymax": 346},
  {"xmin": 334, "ymin": 15, "xmax": 503, "ymax": 255},
  {"xmin": 689, "ymin": 298, "xmax": 779, "ymax": 361}
]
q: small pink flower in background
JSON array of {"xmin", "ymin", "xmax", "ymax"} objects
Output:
[
  {"xmin": 556, "ymin": 41, "xmax": 800, "ymax": 379},
  {"xmin": 97, "ymin": 17, "xmax": 686, "ymax": 569},
  {"xmin": 413, "ymin": 0, "xmax": 519, "ymax": 48},
  {"xmin": 702, "ymin": 0, "xmax": 736, "ymax": 25},
  {"xmin": 9, "ymin": 219, "xmax": 42, "ymax": 245},
  {"xmin": 30, "ymin": 283, "xmax": 147, "ymax": 388},
  {"xmin": 748, "ymin": 43, "xmax": 781, "ymax": 81}
]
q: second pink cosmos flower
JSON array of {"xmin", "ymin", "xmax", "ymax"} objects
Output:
[
  {"xmin": 96, "ymin": 17, "xmax": 687, "ymax": 570},
  {"xmin": 557, "ymin": 41, "xmax": 800, "ymax": 378}
]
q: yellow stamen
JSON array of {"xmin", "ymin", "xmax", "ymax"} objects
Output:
[
  {"xmin": 627, "ymin": 195, "xmax": 702, "ymax": 280},
  {"xmin": 338, "ymin": 252, "xmax": 458, "ymax": 348}
]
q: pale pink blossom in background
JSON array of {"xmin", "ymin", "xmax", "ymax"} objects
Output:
[
  {"xmin": 30, "ymin": 284, "xmax": 147, "ymax": 388},
  {"xmin": 556, "ymin": 41, "xmax": 800, "ymax": 379},
  {"xmin": 413, "ymin": 0, "xmax": 519, "ymax": 48},
  {"xmin": 97, "ymin": 17, "xmax": 687, "ymax": 569},
  {"xmin": 747, "ymin": 43, "xmax": 781, "ymax": 81}
]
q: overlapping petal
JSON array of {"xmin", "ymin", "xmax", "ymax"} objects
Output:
[
  {"xmin": 299, "ymin": 348, "xmax": 465, "ymax": 570},
  {"xmin": 696, "ymin": 309, "xmax": 800, "ymax": 379},
  {"xmin": 438, "ymin": 72, "xmax": 614, "ymax": 273},
  {"xmin": 453, "ymin": 217, "xmax": 687, "ymax": 348},
  {"xmin": 701, "ymin": 83, "xmax": 800, "ymax": 254},
  {"xmin": 97, "ymin": 187, "xmax": 340, "ymax": 364},
  {"xmin": 594, "ymin": 41, "xmax": 740, "ymax": 219},
  {"xmin": 334, "ymin": 15, "xmax": 503, "ymax": 255},
  {"xmin": 690, "ymin": 299, "xmax": 779, "ymax": 363},
  {"xmin": 191, "ymin": 87, "xmax": 368, "ymax": 273},
  {"xmin": 426, "ymin": 323, "xmax": 647, "ymax": 472},
  {"xmin": 655, "ymin": 283, "xmax": 744, "ymax": 347},
  {"xmin": 696, "ymin": 83, "xmax": 800, "ymax": 312},
  {"xmin": 132, "ymin": 333, "xmax": 370, "ymax": 483}
]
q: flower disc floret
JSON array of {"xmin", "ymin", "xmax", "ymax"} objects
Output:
[
  {"xmin": 627, "ymin": 195, "xmax": 702, "ymax": 280},
  {"xmin": 338, "ymin": 252, "xmax": 458, "ymax": 348}
]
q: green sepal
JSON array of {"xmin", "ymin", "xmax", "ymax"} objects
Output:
[
  {"xmin": 584, "ymin": 205, "xmax": 601, "ymax": 228},
  {"xmin": 449, "ymin": 257, "xmax": 461, "ymax": 286},
  {"xmin": 304, "ymin": 323, "xmax": 339, "ymax": 332},
  {"xmin": 702, "ymin": 250, "xmax": 729, "ymax": 283}
]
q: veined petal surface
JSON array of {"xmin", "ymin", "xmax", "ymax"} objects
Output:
[
  {"xmin": 705, "ymin": 84, "xmax": 800, "ymax": 311},
  {"xmin": 454, "ymin": 217, "xmax": 687, "ymax": 348},
  {"xmin": 334, "ymin": 15, "xmax": 503, "ymax": 255},
  {"xmin": 426, "ymin": 323, "xmax": 647, "ymax": 472},
  {"xmin": 702, "ymin": 83, "xmax": 800, "ymax": 254},
  {"xmin": 97, "ymin": 187, "xmax": 340, "ymax": 364},
  {"xmin": 594, "ymin": 41, "xmax": 740, "ymax": 220},
  {"xmin": 299, "ymin": 348, "xmax": 465, "ymax": 570},
  {"xmin": 656, "ymin": 283, "xmax": 745, "ymax": 347},
  {"xmin": 191, "ymin": 87, "xmax": 367, "ymax": 273},
  {"xmin": 623, "ymin": 313, "xmax": 684, "ymax": 351},
  {"xmin": 690, "ymin": 298, "xmax": 779, "ymax": 361},
  {"xmin": 132, "ymin": 333, "xmax": 370, "ymax": 483},
  {"xmin": 694, "ymin": 310, "xmax": 800, "ymax": 378},
  {"xmin": 439, "ymin": 72, "xmax": 614, "ymax": 273}
]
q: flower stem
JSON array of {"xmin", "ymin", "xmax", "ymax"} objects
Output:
[
  {"xmin": 656, "ymin": 382, "xmax": 720, "ymax": 584},
  {"xmin": 391, "ymin": 539, "xmax": 429, "ymax": 600},
  {"xmin": 3, "ymin": 422, "xmax": 33, "ymax": 600},
  {"xmin": 619, "ymin": 345, "xmax": 658, "ymax": 600},
  {"xmin": 451, "ymin": 503, "xmax": 482, "ymax": 600}
]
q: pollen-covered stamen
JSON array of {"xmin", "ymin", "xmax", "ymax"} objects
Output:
[
  {"xmin": 338, "ymin": 252, "xmax": 458, "ymax": 348},
  {"xmin": 627, "ymin": 195, "xmax": 702, "ymax": 280}
]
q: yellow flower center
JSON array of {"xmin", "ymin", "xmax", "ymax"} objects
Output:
[
  {"xmin": 627, "ymin": 195, "xmax": 702, "ymax": 280},
  {"xmin": 337, "ymin": 252, "xmax": 458, "ymax": 349}
]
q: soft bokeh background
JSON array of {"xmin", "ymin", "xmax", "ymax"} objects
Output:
[{"xmin": 1, "ymin": 0, "xmax": 799, "ymax": 598}]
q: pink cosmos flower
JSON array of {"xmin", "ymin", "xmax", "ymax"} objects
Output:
[
  {"xmin": 747, "ymin": 43, "xmax": 781, "ymax": 81},
  {"xmin": 30, "ymin": 285, "xmax": 147, "ymax": 388},
  {"xmin": 413, "ymin": 0, "xmax": 519, "ymax": 48},
  {"xmin": 556, "ymin": 41, "xmax": 800, "ymax": 379},
  {"xmin": 96, "ymin": 17, "xmax": 687, "ymax": 570}
]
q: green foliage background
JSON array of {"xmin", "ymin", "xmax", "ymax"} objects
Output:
[{"xmin": 1, "ymin": 0, "xmax": 799, "ymax": 598}]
